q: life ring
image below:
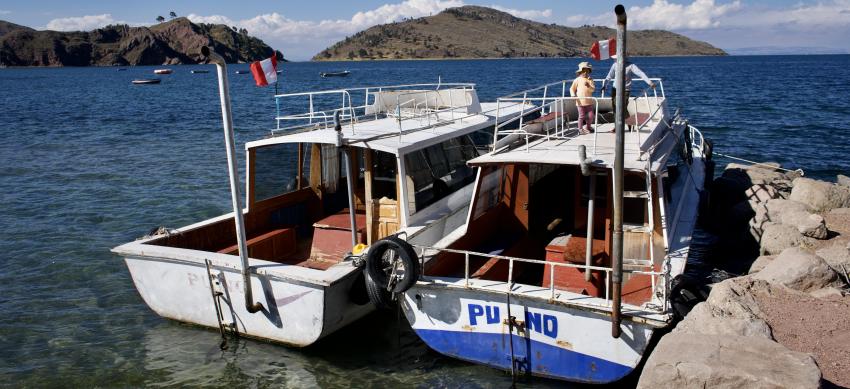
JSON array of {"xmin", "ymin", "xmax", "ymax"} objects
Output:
[{"xmin": 364, "ymin": 236, "xmax": 420, "ymax": 294}]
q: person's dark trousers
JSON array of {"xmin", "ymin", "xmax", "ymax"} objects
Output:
[{"xmin": 611, "ymin": 87, "xmax": 631, "ymax": 124}]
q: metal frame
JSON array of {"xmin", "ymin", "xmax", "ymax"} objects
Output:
[{"xmin": 492, "ymin": 78, "xmax": 665, "ymax": 156}]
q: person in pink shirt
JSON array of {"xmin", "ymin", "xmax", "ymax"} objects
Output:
[{"xmin": 570, "ymin": 62, "xmax": 596, "ymax": 135}]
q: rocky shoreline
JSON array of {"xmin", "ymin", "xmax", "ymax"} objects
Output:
[{"xmin": 638, "ymin": 164, "xmax": 850, "ymax": 388}]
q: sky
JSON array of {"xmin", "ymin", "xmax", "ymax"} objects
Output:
[{"xmin": 2, "ymin": 0, "xmax": 850, "ymax": 60}]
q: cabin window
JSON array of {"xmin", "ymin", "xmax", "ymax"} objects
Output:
[
  {"xmin": 371, "ymin": 151, "xmax": 398, "ymax": 200},
  {"xmin": 404, "ymin": 135, "xmax": 479, "ymax": 215},
  {"xmin": 470, "ymin": 165, "xmax": 504, "ymax": 221},
  {"xmin": 252, "ymin": 143, "xmax": 312, "ymax": 203}
]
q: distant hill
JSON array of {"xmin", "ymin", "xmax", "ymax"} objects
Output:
[
  {"xmin": 727, "ymin": 46, "xmax": 848, "ymax": 55},
  {"xmin": 314, "ymin": 6, "xmax": 725, "ymax": 61},
  {"xmin": 0, "ymin": 17, "xmax": 279, "ymax": 66}
]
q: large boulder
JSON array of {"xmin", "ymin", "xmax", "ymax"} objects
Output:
[
  {"xmin": 724, "ymin": 162, "xmax": 787, "ymax": 185},
  {"xmin": 815, "ymin": 240, "xmax": 850, "ymax": 274},
  {"xmin": 790, "ymin": 177, "xmax": 850, "ymax": 212},
  {"xmin": 837, "ymin": 174, "xmax": 850, "ymax": 188},
  {"xmin": 637, "ymin": 333, "xmax": 821, "ymax": 389},
  {"xmin": 760, "ymin": 222, "xmax": 805, "ymax": 255},
  {"xmin": 745, "ymin": 184, "xmax": 779, "ymax": 205},
  {"xmin": 748, "ymin": 255, "xmax": 775, "ymax": 274},
  {"xmin": 823, "ymin": 208, "xmax": 850, "ymax": 235},
  {"xmin": 675, "ymin": 278, "xmax": 772, "ymax": 339},
  {"xmin": 763, "ymin": 199, "xmax": 828, "ymax": 239},
  {"xmin": 752, "ymin": 247, "xmax": 840, "ymax": 292}
]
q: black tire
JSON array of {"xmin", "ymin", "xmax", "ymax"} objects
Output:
[
  {"xmin": 364, "ymin": 270, "xmax": 395, "ymax": 309},
  {"xmin": 365, "ymin": 236, "xmax": 420, "ymax": 294}
]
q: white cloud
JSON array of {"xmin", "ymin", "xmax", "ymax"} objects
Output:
[
  {"xmin": 0, "ymin": 10, "xmax": 12, "ymax": 15},
  {"xmin": 189, "ymin": 0, "xmax": 554, "ymax": 60},
  {"xmin": 566, "ymin": 0, "xmax": 741, "ymax": 29},
  {"xmin": 488, "ymin": 5, "xmax": 552, "ymax": 21},
  {"xmin": 46, "ymin": 14, "xmax": 118, "ymax": 31}
]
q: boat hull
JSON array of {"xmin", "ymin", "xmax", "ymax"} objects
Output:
[
  {"xmin": 123, "ymin": 253, "xmax": 373, "ymax": 347},
  {"xmin": 401, "ymin": 284, "xmax": 656, "ymax": 383}
]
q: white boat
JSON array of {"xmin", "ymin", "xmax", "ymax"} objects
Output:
[
  {"xmin": 370, "ymin": 73, "xmax": 711, "ymax": 382},
  {"xmin": 112, "ymin": 48, "xmax": 531, "ymax": 347},
  {"xmin": 153, "ymin": 69, "xmax": 172, "ymax": 74}
]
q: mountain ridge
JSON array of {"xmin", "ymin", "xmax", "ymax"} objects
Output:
[
  {"xmin": 0, "ymin": 17, "xmax": 278, "ymax": 66},
  {"xmin": 314, "ymin": 6, "xmax": 726, "ymax": 61}
]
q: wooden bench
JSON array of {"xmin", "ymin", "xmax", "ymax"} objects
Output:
[
  {"xmin": 542, "ymin": 234, "xmax": 605, "ymax": 296},
  {"xmin": 217, "ymin": 228, "xmax": 296, "ymax": 261}
]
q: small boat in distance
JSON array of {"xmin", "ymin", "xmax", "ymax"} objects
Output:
[
  {"xmin": 153, "ymin": 69, "xmax": 172, "ymax": 74},
  {"xmin": 190, "ymin": 70, "xmax": 210, "ymax": 74},
  {"xmin": 234, "ymin": 70, "xmax": 250, "ymax": 74},
  {"xmin": 132, "ymin": 79, "xmax": 161, "ymax": 85},
  {"xmin": 320, "ymin": 70, "xmax": 351, "ymax": 78}
]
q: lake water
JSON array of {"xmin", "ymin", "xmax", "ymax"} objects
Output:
[{"xmin": 1, "ymin": 55, "xmax": 849, "ymax": 387}]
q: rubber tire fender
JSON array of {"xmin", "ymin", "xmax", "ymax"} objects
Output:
[
  {"xmin": 364, "ymin": 236, "xmax": 420, "ymax": 294},
  {"xmin": 364, "ymin": 270, "xmax": 395, "ymax": 310}
]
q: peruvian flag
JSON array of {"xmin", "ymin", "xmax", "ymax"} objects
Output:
[
  {"xmin": 250, "ymin": 55, "xmax": 277, "ymax": 87},
  {"xmin": 590, "ymin": 38, "xmax": 616, "ymax": 61}
]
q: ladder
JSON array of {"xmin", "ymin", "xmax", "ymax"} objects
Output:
[
  {"xmin": 622, "ymin": 158, "xmax": 656, "ymax": 270},
  {"xmin": 205, "ymin": 259, "xmax": 238, "ymax": 350}
]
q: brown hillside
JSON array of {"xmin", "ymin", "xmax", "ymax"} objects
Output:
[
  {"xmin": 0, "ymin": 17, "xmax": 277, "ymax": 66},
  {"xmin": 313, "ymin": 5, "xmax": 725, "ymax": 61}
]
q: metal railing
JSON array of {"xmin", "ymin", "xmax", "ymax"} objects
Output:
[
  {"xmin": 272, "ymin": 82, "xmax": 476, "ymax": 134},
  {"xmin": 411, "ymin": 244, "xmax": 669, "ymax": 313},
  {"xmin": 492, "ymin": 78, "xmax": 665, "ymax": 156}
]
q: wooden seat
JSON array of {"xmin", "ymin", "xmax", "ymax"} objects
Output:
[{"xmin": 217, "ymin": 228, "xmax": 296, "ymax": 261}]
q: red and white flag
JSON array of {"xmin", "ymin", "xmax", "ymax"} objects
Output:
[
  {"xmin": 250, "ymin": 55, "xmax": 277, "ymax": 87},
  {"xmin": 590, "ymin": 38, "xmax": 616, "ymax": 61}
]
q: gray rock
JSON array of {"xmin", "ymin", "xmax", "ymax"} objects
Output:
[
  {"xmin": 815, "ymin": 241, "xmax": 850, "ymax": 273},
  {"xmin": 637, "ymin": 333, "xmax": 821, "ymax": 389},
  {"xmin": 675, "ymin": 302, "xmax": 772, "ymax": 339},
  {"xmin": 745, "ymin": 184, "xmax": 779, "ymax": 204},
  {"xmin": 762, "ymin": 199, "xmax": 827, "ymax": 239},
  {"xmin": 790, "ymin": 177, "xmax": 850, "ymax": 212},
  {"xmin": 760, "ymin": 222, "xmax": 804, "ymax": 255},
  {"xmin": 752, "ymin": 247, "xmax": 840, "ymax": 291},
  {"xmin": 724, "ymin": 163, "xmax": 785, "ymax": 186},
  {"xmin": 838, "ymin": 174, "xmax": 850, "ymax": 188},
  {"xmin": 748, "ymin": 255, "xmax": 775, "ymax": 274},
  {"xmin": 810, "ymin": 287, "xmax": 845, "ymax": 299}
]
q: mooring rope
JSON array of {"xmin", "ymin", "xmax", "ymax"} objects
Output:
[{"xmin": 713, "ymin": 152, "xmax": 805, "ymax": 177}]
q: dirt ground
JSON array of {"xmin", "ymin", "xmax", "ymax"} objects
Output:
[{"xmin": 754, "ymin": 288, "xmax": 850, "ymax": 388}]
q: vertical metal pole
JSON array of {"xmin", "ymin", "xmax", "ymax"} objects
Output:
[
  {"xmin": 585, "ymin": 173, "xmax": 596, "ymax": 282},
  {"xmin": 335, "ymin": 110, "xmax": 358, "ymax": 248},
  {"xmin": 202, "ymin": 46, "xmax": 263, "ymax": 314},
  {"xmin": 611, "ymin": 4, "xmax": 627, "ymax": 338},
  {"xmin": 343, "ymin": 149, "xmax": 358, "ymax": 247}
]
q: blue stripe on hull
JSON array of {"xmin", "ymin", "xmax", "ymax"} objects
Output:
[{"xmin": 415, "ymin": 329, "xmax": 634, "ymax": 383}]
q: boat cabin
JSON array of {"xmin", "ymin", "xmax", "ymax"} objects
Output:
[{"xmin": 145, "ymin": 83, "xmax": 530, "ymax": 272}]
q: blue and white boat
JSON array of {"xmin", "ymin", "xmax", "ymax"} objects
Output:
[{"xmin": 365, "ymin": 75, "xmax": 710, "ymax": 383}]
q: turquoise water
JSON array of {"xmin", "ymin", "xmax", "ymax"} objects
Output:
[{"xmin": 1, "ymin": 56, "xmax": 848, "ymax": 387}]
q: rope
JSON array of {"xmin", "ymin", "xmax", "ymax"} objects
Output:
[{"xmin": 713, "ymin": 152, "xmax": 805, "ymax": 176}]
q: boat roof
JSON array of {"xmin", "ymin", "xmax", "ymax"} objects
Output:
[
  {"xmin": 468, "ymin": 113, "xmax": 685, "ymax": 173},
  {"xmin": 246, "ymin": 102, "xmax": 530, "ymax": 155}
]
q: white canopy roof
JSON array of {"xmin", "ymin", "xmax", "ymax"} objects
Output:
[
  {"xmin": 468, "ymin": 120, "xmax": 684, "ymax": 173},
  {"xmin": 246, "ymin": 102, "xmax": 531, "ymax": 155}
]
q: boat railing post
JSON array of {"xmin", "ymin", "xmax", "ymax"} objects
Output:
[
  {"xmin": 201, "ymin": 46, "xmax": 264, "ymax": 314},
  {"xmin": 593, "ymin": 98, "xmax": 599, "ymax": 155},
  {"xmin": 585, "ymin": 173, "xmax": 596, "ymax": 281},
  {"xmin": 549, "ymin": 264, "xmax": 555, "ymax": 300},
  {"xmin": 464, "ymin": 252, "xmax": 470, "ymax": 288},
  {"xmin": 611, "ymin": 4, "xmax": 628, "ymax": 339},
  {"xmin": 308, "ymin": 94, "xmax": 314, "ymax": 124}
]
